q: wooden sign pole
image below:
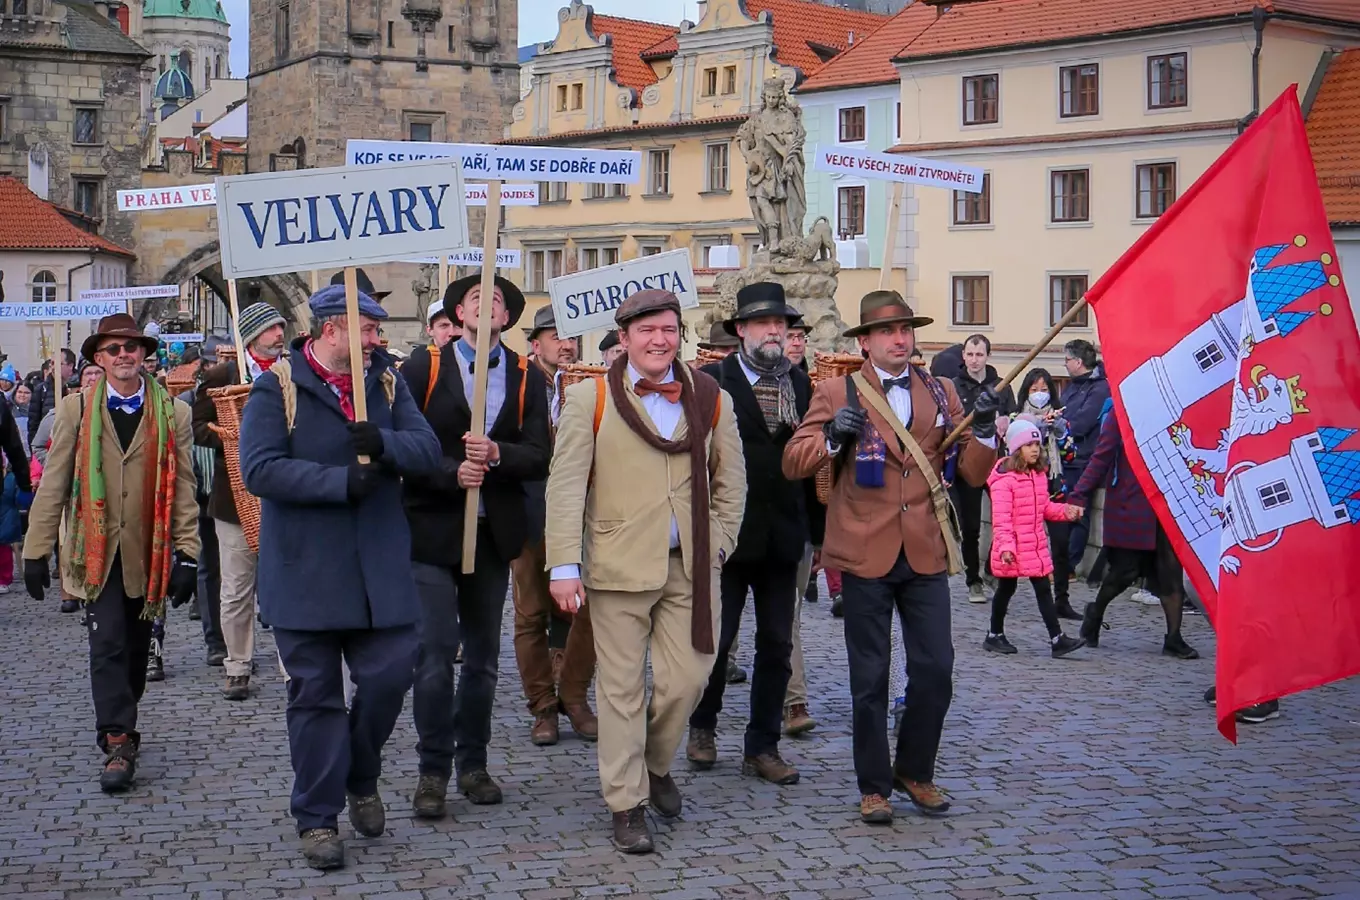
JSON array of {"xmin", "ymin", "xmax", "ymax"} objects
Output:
[
  {"xmin": 226, "ymin": 279, "xmax": 249, "ymax": 386},
  {"xmin": 310, "ymin": 270, "xmax": 320, "ymax": 294},
  {"xmin": 342, "ymin": 266, "xmax": 371, "ymax": 465},
  {"xmin": 461, "ymin": 180, "xmax": 503, "ymax": 574},
  {"xmin": 878, "ymin": 181, "xmax": 904, "ymax": 293}
]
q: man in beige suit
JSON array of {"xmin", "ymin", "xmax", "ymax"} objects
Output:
[
  {"xmin": 24, "ymin": 314, "xmax": 200, "ymax": 793},
  {"xmin": 546, "ymin": 289, "xmax": 745, "ymax": 854}
]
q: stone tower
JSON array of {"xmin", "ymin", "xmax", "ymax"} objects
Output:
[{"xmin": 142, "ymin": 0, "xmax": 232, "ymax": 89}]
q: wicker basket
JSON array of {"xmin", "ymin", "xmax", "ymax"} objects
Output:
[
  {"xmin": 694, "ymin": 347, "xmax": 728, "ymax": 367},
  {"xmin": 561, "ymin": 363, "xmax": 607, "ymax": 389},
  {"xmin": 217, "ymin": 344, "xmax": 238, "ymax": 362},
  {"xmin": 165, "ymin": 362, "xmax": 198, "ymax": 398},
  {"xmin": 811, "ymin": 352, "xmax": 865, "ymax": 503},
  {"xmin": 207, "ymin": 384, "xmax": 261, "ymax": 553}
]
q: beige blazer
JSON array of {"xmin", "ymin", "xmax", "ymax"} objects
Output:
[
  {"xmin": 545, "ymin": 370, "xmax": 746, "ymax": 593},
  {"xmin": 23, "ymin": 388, "xmax": 200, "ymax": 600}
]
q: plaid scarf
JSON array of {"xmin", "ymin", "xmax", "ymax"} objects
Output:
[
  {"xmin": 737, "ymin": 345, "xmax": 799, "ymax": 433},
  {"xmin": 68, "ymin": 376, "xmax": 178, "ymax": 618},
  {"xmin": 302, "ymin": 339, "xmax": 355, "ymax": 421}
]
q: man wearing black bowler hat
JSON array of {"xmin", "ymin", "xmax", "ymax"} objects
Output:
[
  {"xmin": 329, "ymin": 268, "xmax": 392, "ymax": 303},
  {"xmin": 686, "ymin": 282, "xmax": 812, "ymax": 786}
]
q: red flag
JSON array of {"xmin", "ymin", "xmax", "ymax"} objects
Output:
[{"xmin": 1085, "ymin": 87, "xmax": 1360, "ymax": 741}]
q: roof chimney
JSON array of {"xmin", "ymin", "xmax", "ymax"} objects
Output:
[{"xmin": 848, "ymin": 31, "xmax": 855, "ymax": 45}]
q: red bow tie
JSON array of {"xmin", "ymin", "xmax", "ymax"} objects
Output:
[{"xmin": 635, "ymin": 379, "xmax": 682, "ymax": 402}]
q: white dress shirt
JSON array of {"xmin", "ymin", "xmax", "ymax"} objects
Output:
[{"xmin": 107, "ymin": 378, "xmax": 147, "ymax": 410}]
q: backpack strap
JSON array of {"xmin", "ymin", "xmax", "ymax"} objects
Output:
[
  {"xmin": 423, "ymin": 345, "xmax": 441, "ymax": 411},
  {"xmin": 517, "ymin": 355, "xmax": 529, "ymax": 429},
  {"xmin": 593, "ymin": 376, "xmax": 606, "ymax": 434}
]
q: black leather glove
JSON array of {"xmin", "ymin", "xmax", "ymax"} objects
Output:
[
  {"xmin": 168, "ymin": 551, "xmax": 197, "ymax": 608},
  {"xmin": 347, "ymin": 421, "xmax": 385, "ymax": 458},
  {"xmin": 346, "ymin": 462, "xmax": 381, "ymax": 504},
  {"xmin": 24, "ymin": 557, "xmax": 50, "ymax": 601},
  {"xmin": 823, "ymin": 406, "xmax": 869, "ymax": 447},
  {"xmin": 971, "ymin": 387, "xmax": 1003, "ymax": 441}
]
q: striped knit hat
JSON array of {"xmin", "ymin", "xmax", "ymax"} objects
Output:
[{"xmin": 238, "ymin": 302, "xmax": 286, "ymax": 346}]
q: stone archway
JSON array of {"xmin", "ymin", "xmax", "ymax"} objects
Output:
[{"xmin": 159, "ymin": 240, "xmax": 312, "ymax": 332}]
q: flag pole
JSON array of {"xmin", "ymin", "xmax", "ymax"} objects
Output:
[
  {"xmin": 941, "ymin": 296, "xmax": 1090, "ymax": 451},
  {"xmin": 461, "ymin": 180, "xmax": 503, "ymax": 574},
  {"xmin": 878, "ymin": 181, "xmax": 904, "ymax": 293},
  {"xmin": 342, "ymin": 266, "xmax": 370, "ymax": 464},
  {"xmin": 226, "ymin": 279, "xmax": 249, "ymax": 386}
]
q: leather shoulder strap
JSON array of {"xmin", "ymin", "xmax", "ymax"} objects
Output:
[
  {"xmin": 517, "ymin": 355, "xmax": 529, "ymax": 429},
  {"xmin": 423, "ymin": 345, "xmax": 441, "ymax": 410},
  {"xmin": 593, "ymin": 376, "xmax": 606, "ymax": 433}
]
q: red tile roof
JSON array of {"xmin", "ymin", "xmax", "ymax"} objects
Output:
[
  {"xmin": 588, "ymin": 13, "xmax": 678, "ymax": 92},
  {"xmin": 798, "ymin": 3, "xmax": 938, "ymax": 93},
  {"xmin": 0, "ymin": 177, "xmax": 134, "ymax": 258},
  {"xmin": 1306, "ymin": 48, "xmax": 1360, "ymax": 225},
  {"xmin": 893, "ymin": 0, "xmax": 1360, "ymax": 62}
]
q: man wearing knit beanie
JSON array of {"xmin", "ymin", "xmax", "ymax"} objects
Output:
[{"xmin": 191, "ymin": 300, "xmax": 290, "ymax": 702}]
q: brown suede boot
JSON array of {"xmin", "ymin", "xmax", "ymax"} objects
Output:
[
  {"xmin": 561, "ymin": 700, "xmax": 598, "ymax": 741},
  {"xmin": 530, "ymin": 709, "xmax": 559, "ymax": 746}
]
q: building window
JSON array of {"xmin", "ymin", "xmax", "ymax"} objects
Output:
[
  {"xmin": 409, "ymin": 122, "xmax": 432, "ymax": 142},
  {"xmin": 1050, "ymin": 168, "xmax": 1090, "ymax": 223},
  {"xmin": 526, "ymin": 248, "xmax": 564, "ymax": 291},
  {"xmin": 0, "ymin": 101, "xmax": 7, "ymax": 140},
  {"xmin": 1059, "ymin": 64, "xmax": 1099, "ymax": 117},
  {"xmin": 952, "ymin": 173, "xmax": 990, "ymax": 225},
  {"xmin": 204, "ymin": 58, "xmax": 210, "ymax": 85},
  {"xmin": 387, "ymin": 21, "xmax": 394, "ymax": 48},
  {"xmin": 1049, "ymin": 275, "xmax": 1089, "ymax": 327},
  {"xmin": 276, "ymin": 3, "xmax": 290, "ymax": 59},
  {"xmin": 602, "ymin": 247, "xmax": 619, "ymax": 267},
  {"xmin": 962, "ymin": 74, "xmax": 998, "ymax": 125},
  {"xmin": 1193, "ymin": 341, "xmax": 1225, "ymax": 372},
  {"xmin": 705, "ymin": 142, "xmax": 729, "ymax": 191},
  {"xmin": 837, "ymin": 185, "xmax": 866, "ymax": 238},
  {"xmin": 1148, "ymin": 53, "xmax": 1187, "ymax": 109},
  {"xmin": 952, "ymin": 276, "xmax": 990, "ymax": 326},
  {"xmin": 159, "ymin": 54, "xmax": 166, "ymax": 73},
  {"xmin": 555, "ymin": 85, "xmax": 568, "ymax": 112},
  {"xmin": 895, "ymin": 101, "xmax": 902, "ymax": 140},
  {"xmin": 1258, "ymin": 480, "xmax": 1292, "ymax": 510},
  {"xmin": 607, "ymin": 182, "xmax": 627, "ymax": 198},
  {"xmin": 701, "ymin": 67, "xmax": 718, "ymax": 97},
  {"xmin": 570, "ymin": 83, "xmax": 583, "ymax": 110},
  {"xmin": 448, "ymin": 25, "xmax": 454, "ymax": 52},
  {"xmin": 549, "ymin": 181, "xmax": 568, "ymax": 201},
  {"xmin": 73, "ymin": 179, "xmax": 100, "ymax": 218},
  {"xmin": 640, "ymin": 244, "xmax": 663, "ymax": 256},
  {"xmin": 31, "ymin": 270, "xmax": 57, "ymax": 303},
  {"xmin": 215, "ymin": 54, "xmax": 222, "ymax": 78},
  {"xmin": 582, "ymin": 247, "xmax": 599, "ymax": 270},
  {"xmin": 12, "ymin": 0, "xmax": 26, "ymax": 13},
  {"xmin": 838, "ymin": 106, "xmax": 866, "ymax": 142},
  {"xmin": 723, "ymin": 65, "xmax": 737, "ymax": 95},
  {"xmin": 73, "ymin": 108, "xmax": 99, "ymax": 144},
  {"xmin": 586, "ymin": 182, "xmax": 606, "ymax": 200},
  {"xmin": 648, "ymin": 149, "xmax": 670, "ymax": 195},
  {"xmin": 1136, "ymin": 162, "xmax": 1177, "ymax": 218}
]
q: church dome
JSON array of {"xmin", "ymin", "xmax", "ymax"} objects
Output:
[
  {"xmin": 143, "ymin": 0, "xmax": 228, "ymax": 23},
  {"xmin": 154, "ymin": 58, "xmax": 195, "ymax": 101}
]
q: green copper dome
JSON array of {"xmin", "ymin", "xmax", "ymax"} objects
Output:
[{"xmin": 143, "ymin": 0, "xmax": 228, "ymax": 23}]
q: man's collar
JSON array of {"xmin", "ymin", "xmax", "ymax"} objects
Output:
[
  {"xmin": 736, "ymin": 352, "xmax": 760, "ymax": 384},
  {"xmin": 455, "ymin": 338, "xmax": 503, "ymax": 363},
  {"xmin": 627, "ymin": 361, "xmax": 675, "ymax": 385},
  {"xmin": 965, "ymin": 367, "xmax": 988, "ymax": 383},
  {"xmin": 107, "ymin": 376, "xmax": 146, "ymax": 402},
  {"xmin": 873, "ymin": 364, "xmax": 910, "ymax": 386}
]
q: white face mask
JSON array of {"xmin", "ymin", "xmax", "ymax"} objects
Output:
[{"xmin": 1029, "ymin": 390, "xmax": 1051, "ymax": 409}]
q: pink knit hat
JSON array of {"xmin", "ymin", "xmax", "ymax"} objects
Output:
[{"xmin": 1005, "ymin": 418, "xmax": 1042, "ymax": 451}]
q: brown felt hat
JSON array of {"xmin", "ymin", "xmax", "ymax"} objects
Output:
[
  {"xmin": 615, "ymin": 289, "xmax": 682, "ymax": 327},
  {"xmin": 80, "ymin": 313, "xmax": 159, "ymax": 363},
  {"xmin": 527, "ymin": 304, "xmax": 557, "ymax": 340},
  {"xmin": 842, "ymin": 290, "xmax": 933, "ymax": 338},
  {"xmin": 698, "ymin": 321, "xmax": 740, "ymax": 350}
]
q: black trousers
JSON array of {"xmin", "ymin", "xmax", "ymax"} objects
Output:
[
  {"xmin": 990, "ymin": 577, "xmax": 1061, "ymax": 639},
  {"xmin": 86, "ymin": 555, "xmax": 152, "ymax": 750},
  {"xmin": 1047, "ymin": 520, "xmax": 1072, "ymax": 605},
  {"xmin": 951, "ymin": 482, "xmax": 986, "ymax": 586},
  {"xmin": 842, "ymin": 553, "xmax": 953, "ymax": 797},
  {"xmin": 195, "ymin": 509, "xmax": 224, "ymax": 652},
  {"xmin": 690, "ymin": 559, "xmax": 798, "ymax": 756}
]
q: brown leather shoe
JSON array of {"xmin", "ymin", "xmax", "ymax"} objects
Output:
[
  {"xmin": 783, "ymin": 703, "xmax": 817, "ymax": 736},
  {"xmin": 530, "ymin": 710, "xmax": 559, "ymax": 746},
  {"xmin": 860, "ymin": 793, "xmax": 894, "ymax": 824},
  {"xmin": 741, "ymin": 751, "xmax": 800, "ymax": 785},
  {"xmin": 893, "ymin": 776, "xmax": 951, "ymax": 815},
  {"xmin": 647, "ymin": 771, "xmax": 682, "ymax": 818},
  {"xmin": 686, "ymin": 728, "xmax": 716, "ymax": 769},
  {"xmin": 611, "ymin": 803, "xmax": 654, "ymax": 854},
  {"xmin": 561, "ymin": 701, "xmax": 598, "ymax": 742}
]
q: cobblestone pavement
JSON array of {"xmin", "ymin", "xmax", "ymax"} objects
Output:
[{"xmin": 2, "ymin": 575, "xmax": 1359, "ymax": 900}]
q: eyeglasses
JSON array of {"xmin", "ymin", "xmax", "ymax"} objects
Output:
[{"xmin": 96, "ymin": 341, "xmax": 145, "ymax": 358}]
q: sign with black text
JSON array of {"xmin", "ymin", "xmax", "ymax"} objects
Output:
[{"xmin": 548, "ymin": 249, "xmax": 697, "ymax": 339}]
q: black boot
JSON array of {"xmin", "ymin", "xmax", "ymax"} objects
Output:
[
  {"xmin": 146, "ymin": 635, "xmax": 165, "ymax": 682},
  {"xmin": 1055, "ymin": 599, "xmax": 1083, "ymax": 621},
  {"xmin": 1162, "ymin": 632, "xmax": 1200, "ymax": 660},
  {"xmin": 1079, "ymin": 603, "xmax": 1104, "ymax": 648},
  {"xmin": 99, "ymin": 734, "xmax": 137, "ymax": 793}
]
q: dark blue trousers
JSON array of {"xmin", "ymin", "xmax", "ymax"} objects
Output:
[{"xmin": 273, "ymin": 625, "xmax": 418, "ymax": 833}]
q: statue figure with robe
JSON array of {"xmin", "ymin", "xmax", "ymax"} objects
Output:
[{"xmin": 737, "ymin": 78, "xmax": 808, "ymax": 250}]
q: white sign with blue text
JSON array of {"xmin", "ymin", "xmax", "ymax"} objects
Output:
[
  {"xmin": 215, "ymin": 159, "xmax": 469, "ymax": 279},
  {"xmin": 79, "ymin": 284, "xmax": 180, "ymax": 302},
  {"xmin": 401, "ymin": 249, "xmax": 523, "ymax": 268},
  {"xmin": 548, "ymin": 249, "xmax": 697, "ymax": 339},
  {"xmin": 814, "ymin": 145, "xmax": 984, "ymax": 193},
  {"xmin": 0, "ymin": 300, "xmax": 129, "ymax": 322},
  {"xmin": 346, "ymin": 139, "xmax": 642, "ymax": 185}
]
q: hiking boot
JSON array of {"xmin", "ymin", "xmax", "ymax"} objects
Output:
[
  {"xmin": 686, "ymin": 728, "xmax": 717, "ymax": 769},
  {"xmin": 1236, "ymin": 700, "xmax": 1280, "ymax": 724},
  {"xmin": 1162, "ymin": 632, "xmax": 1200, "ymax": 660},
  {"xmin": 894, "ymin": 777, "xmax": 951, "ymax": 815},
  {"xmin": 783, "ymin": 703, "xmax": 817, "ymax": 736},
  {"xmin": 742, "ymin": 752, "xmax": 800, "ymax": 785},
  {"xmin": 831, "ymin": 594, "xmax": 844, "ymax": 618},
  {"xmin": 98, "ymin": 733, "xmax": 137, "ymax": 793},
  {"xmin": 412, "ymin": 773, "xmax": 450, "ymax": 820},
  {"xmin": 1055, "ymin": 600, "xmax": 1083, "ymax": 621},
  {"xmin": 967, "ymin": 582, "xmax": 987, "ymax": 603},
  {"xmin": 188, "ymin": 605, "xmax": 201, "ymax": 621},
  {"xmin": 530, "ymin": 710, "xmax": 559, "ymax": 746},
  {"xmin": 457, "ymin": 769, "xmax": 503, "ymax": 805},
  {"xmin": 983, "ymin": 634, "xmax": 1017, "ymax": 654},
  {"xmin": 1079, "ymin": 603, "xmax": 1107, "ymax": 648},
  {"xmin": 222, "ymin": 674, "xmax": 250, "ymax": 701},
  {"xmin": 561, "ymin": 701, "xmax": 598, "ymax": 742},
  {"xmin": 804, "ymin": 578, "xmax": 818, "ymax": 603},
  {"xmin": 60, "ymin": 599, "xmax": 79, "ymax": 614},
  {"xmin": 1050, "ymin": 634, "xmax": 1087, "ymax": 659},
  {"xmin": 860, "ymin": 793, "xmax": 894, "ymax": 824},
  {"xmin": 611, "ymin": 803, "xmax": 654, "ymax": 854},
  {"xmin": 206, "ymin": 646, "xmax": 227, "ymax": 667},
  {"xmin": 725, "ymin": 659, "xmax": 747, "ymax": 684},
  {"xmin": 300, "ymin": 828, "xmax": 344, "ymax": 870},
  {"xmin": 146, "ymin": 638, "xmax": 165, "ymax": 682},
  {"xmin": 346, "ymin": 791, "xmax": 385, "ymax": 837},
  {"xmin": 647, "ymin": 771, "xmax": 682, "ymax": 818}
]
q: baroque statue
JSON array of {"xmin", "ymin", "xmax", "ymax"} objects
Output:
[{"xmin": 737, "ymin": 78, "xmax": 808, "ymax": 250}]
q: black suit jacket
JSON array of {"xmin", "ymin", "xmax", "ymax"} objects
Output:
[
  {"xmin": 400, "ymin": 343, "xmax": 552, "ymax": 567},
  {"xmin": 703, "ymin": 354, "xmax": 813, "ymax": 565}
]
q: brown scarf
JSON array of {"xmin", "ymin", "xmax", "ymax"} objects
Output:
[{"xmin": 607, "ymin": 356, "xmax": 720, "ymax": 653}]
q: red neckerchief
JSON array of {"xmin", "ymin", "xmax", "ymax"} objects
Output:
[
  {"xmin": 302, "ymin": 339, "xmax": 355, "ymax": 421},
  {"xmin": 248, "ymin": 347, "xmax": 278, "ymax": 373}
]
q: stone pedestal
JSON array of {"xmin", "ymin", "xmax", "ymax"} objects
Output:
[{"xmin": 708, "ymin": 239, "xmax": 856, "ymax": 354}]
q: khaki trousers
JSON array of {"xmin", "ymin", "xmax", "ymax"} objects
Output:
[
  {"xmin": 785, "ymin": 542, "xmax": 814, "ymax": 708},
  {"xmin": 511, "ymin": 539, "xmax": 596, "ymax": 713},
  {"xmin": 590, "ymin": 554, "xmax": 719, "ymax": 812},
  {"xmin": 216, "ymin": 520, "xmax": 258, "ymax": 679}
]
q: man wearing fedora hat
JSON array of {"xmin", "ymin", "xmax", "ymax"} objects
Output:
[
  {"xmin": 784, "ymin": 290, "xmax": 1002, "ymax": 825},
  {"xmin": 24, "ymin": 313, "xmax": 200, "ymax": 793},
  {"xmin": 399, "ymin": 272, "xmax": 553, "ymax": 820},
  {"xmin": 696, "ymin": 321, "xmax": 740, "ymax": 357},
  {"xmin": 329, "ymin": 268, "xmax": 392, "ymax": 303}
]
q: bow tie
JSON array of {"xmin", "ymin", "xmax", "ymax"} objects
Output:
[
  {"xmin": 107, "ymin": 395, "xmax": 143, "ymax": 414},
  {"xmin": 635, "ymin": 379, "xmax": 682, "ymax": 402},
  {"xmin": 467, "ymin": 354, "xmax": 500, "ymax": 374},
  {"xmin": 882, "ymin": 375, "xmax": 912, "ymax": 392}
]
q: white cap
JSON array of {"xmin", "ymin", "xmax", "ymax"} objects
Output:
[{"xmin": 426, "ymin": 299, "xmax": 445, "ymax": 325}]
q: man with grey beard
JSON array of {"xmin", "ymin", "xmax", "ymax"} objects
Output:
[{"xmin": 686, "ymin": 283, "xmax": 813, "ymax": 786}]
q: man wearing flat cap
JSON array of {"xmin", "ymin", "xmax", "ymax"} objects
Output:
[
  {"xmin": 399, "ymin": 272, "xmax": 552, "ymax": 821},
  {"xmin": 599, "ymin": 330, "xmax": 624, "ymax": 366},
  {"xmin": 545, "ymin": 288, "xmax": 745, "ymax": 854},
  {"xmin": 239, "ymin": 285, "xmax": 440, "ymax": 869},
  {"xmin": 783, "ymin": 290, "xmax": 1001, "ymax": 826}
]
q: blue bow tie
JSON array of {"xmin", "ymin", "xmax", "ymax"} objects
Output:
[{"xmin": 108, "ymin": 395, "xmax": 143, "ymax": 414}]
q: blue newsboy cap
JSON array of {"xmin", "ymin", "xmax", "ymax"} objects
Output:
[{"xmin": 307, "ymin": 284, "xmax": 388, "ymax": 321}]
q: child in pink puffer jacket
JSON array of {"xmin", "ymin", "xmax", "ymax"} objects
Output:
[{"xmin": 985, "ymin": 419, "xmax": 1086, "ymax": 658}]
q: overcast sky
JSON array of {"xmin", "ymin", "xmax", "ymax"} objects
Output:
[{"xmin": 221, "ymin": 0, "xmax": 696, "ymax": 83}]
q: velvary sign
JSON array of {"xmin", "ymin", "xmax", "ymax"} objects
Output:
[
  {"xmin": 346, "ymin": 139, "xmax": 642, "ymax": 185},
  {"xmin": 548, "ymin": 249, "xmax": 697, "ymax": 339},
  {"xmin": 813, "ymin": 145, "xmax": 984, "ymax": 193},
  {"xmin": 215, "ymin": 159, "xmax": 469, "ymax": 279}
]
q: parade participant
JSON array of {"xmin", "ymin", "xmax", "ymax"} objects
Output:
[
  {"xmin": 599, "ymin": 330, "xmax": 625, "ymax": 366},
  {"xmin": 697, "ymin": 322, "xmax": 739, "ymax": 358},
  {"xmin": 782, "ymin": 313, "xmax": 820, "ymax": 736},
  {"xmin": 23, "ymin": 313, "xmax": 199, "ymax": 792},
  {"xmin": 27, "ymin": 349, "xmax": 75, "ymax": 445},
  {"xmin": 239, "ymin": 285, "xmax": 438, "ymax": 869},
  {"xmin": 399, "ymin": 272, "xmax": 551, "ymax": 818},
  {"xmin": 783, "ymin": 290, "xmax": 1000, "ymax": 825},
  {"xmin": 176, "ymin": 344, "xmax": 225, "ymax": 662},
  {"xmin": 510, "ymin": 304, "xmax": 595, "ymax": 747},
  {"xmin": 1060, "ymin": 339, "xmax": 1111, "ymax": 575},
  {"xmin": 1069, "ymin": 412, "xmax": 1200, "ymax": 660},
  {"xmin": 687, "ymin": 283, "xmax": 807, "ymax": 783},
  {"xmin": 193, "ymin": 302, "xmax": 289, "ymax": 701},
  {"xmin": 953, "ymin": 335, "xmax": 1016, "ymax": 602},
  {"xmin": 329, "ymin": 267, "xmax": 391, "ymax": 302},
  {"xmin": 546, "ymin": 289, "xmax": 745, "ymax": 853},
  {"xmin": 425, "ymin": 297, "xmax": 459, "ymax": 348},
  {"xmin": 785, "ymin": 315, "xmax": 810, "ymax": 373}
]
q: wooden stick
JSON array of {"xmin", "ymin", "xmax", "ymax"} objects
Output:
[
  {"xmin": 226, "ymin": 279, "xmax": 249, "ymax": 386},
  {"xmin": 309, "ymin": 270, "xmax": 320, "ymax": 294},
  {"xmin": 879, "ymin": 181, "xmax": 904, "ymax": 293},
  {"xmin": 941, "ymin": 296, "xmax": 1090, "ymax": 451},
  {"xmin": 46, "ymin": 327, "xmax": 62, "ymax": 401},
  {"xmin": 342, "ymin": 267, "xmax": 371, "ymax": 466},
  {"xmin": 461, "ymin": 180, "xmax": 503, "ymax": 574}
]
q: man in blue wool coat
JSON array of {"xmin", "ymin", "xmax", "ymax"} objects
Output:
[{"xmin": 239, "ymin": 285, "xmax": 440, "ymax": 870}]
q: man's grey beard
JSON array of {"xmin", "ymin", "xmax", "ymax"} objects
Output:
[
  {"xmin": 251, "ymin": 340, "xmax": 285, "ymax": 360},
  {"xmin": 745, "ymin": 337, "xmax": 784, "ymax": 367}
]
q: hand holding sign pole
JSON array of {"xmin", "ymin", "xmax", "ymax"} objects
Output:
[{"xmin": 461, "ymin": 180, "xmax": 502, "ymax": 574}]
